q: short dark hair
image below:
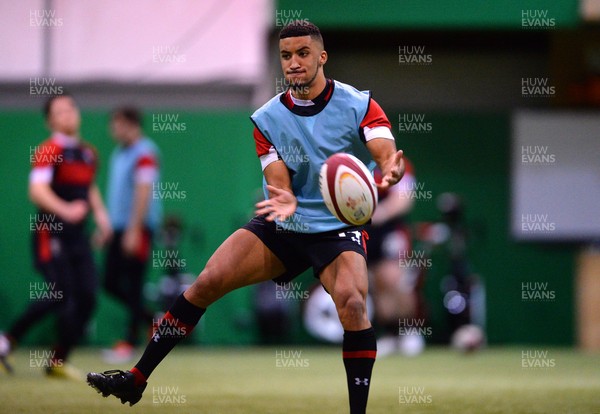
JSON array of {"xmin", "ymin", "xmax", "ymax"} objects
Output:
[
  {"xmin": 112, "ymin": 106, "xmax": 142, "ymax": 127},
  {"xmin": 43, "ymin": 92, "xmax": 73, "ymax": 120},
  {"xmin": 279, "ymin": 21, "xmax": 323, "ymax": 47}
]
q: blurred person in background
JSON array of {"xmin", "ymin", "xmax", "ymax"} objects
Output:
[
  {"xmin": 0, "ymin": 94, "xmax": 112, "ymax": 379},
  {"xmin": 367, "ymin": 159, "xmax": 426, "ymax": 357},
  {"xmin": 101, "ymin": 107, "xmax": 161, "ymax": 364}
]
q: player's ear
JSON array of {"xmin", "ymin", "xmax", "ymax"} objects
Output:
[{"xmin": 319, "ymin": 50, "xmax": 328, "ymax": 66}]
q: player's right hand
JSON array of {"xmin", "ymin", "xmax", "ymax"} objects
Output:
[
  {"xmin": 255, "ymin": 185, "xmax": 297, "ymax": 222},
  {"xmin": 377, "ymin": 150, "xmax": 405, "ymax": 190},
  {"xmin": 62, "ymin": 200, "xmax": 89, "ymax": 224}
]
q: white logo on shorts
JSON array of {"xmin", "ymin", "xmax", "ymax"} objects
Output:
[
  {"xmin": 338, "ymin": 231, "xmax": 362, "ymax": 246},
  {"xmin": 350, "ymin": 231, "xmax": 361, "ymax": 245}
]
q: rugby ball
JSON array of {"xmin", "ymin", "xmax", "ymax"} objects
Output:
[{"xmin": 319, "ymin": 153, "xmax": 378, "ymax": 226}]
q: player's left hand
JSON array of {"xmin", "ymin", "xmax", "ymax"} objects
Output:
[
  {"xmin": 255, "ymin": 185, "xmax": 298, "ymax": 222},
  {"xmin": 92, "ymin": 210, "xmax": 113, "ymax": 248},
  {"xmin": 377, "ymin": 150, "xmax": 405, "ymax": 190}
]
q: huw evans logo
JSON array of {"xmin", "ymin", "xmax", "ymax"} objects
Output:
[
  {"xmin": 399, "ymin": 250, "xmax": 432, "ymax": 269},
  {"xmin": 521, "ymin": 78, "xmax": 555, "ymax": 98},
  {"xmin": 398, "ymin": 46, "xmax": 432, "ymax": 65},
  {"xmin": 275, "ymin": 10, "xmax": 309, "ymax": 27},
  {"xmin": 275, "ymin": 213, "xmax": 310, "ymax": 233},
  {"xmin": 521, "ymin": 214, "xmax": 555, "ymax": 233},
  {"xmin": 398, "ymin": 182, "xmax": 433, "ymax": 201},
  {"xmin": 30, "ymin": 214, "xmax": 63, "ymax": 233},
  {"xmin": 152, "ymin": 318, "xmax": 187, "ymax": 340},
  {"xmin": 29, "ymin": 350, "xmax": 63, "ymax": 368},
  {"xmin": 152, "ymin": 46, "xmax": 186, "ymax": 63},
  {"xmin": 521, "ymin": 146, "xmax": 556, "ymax": 165},
  {"xmin": 152, "ymin": 250, "xmax": 186, "ymax": 270},
  {"xmin": 275, "ymin": 281, "xmax": 309, "ymax": 301},
  {"xmin": 152, "ymin": 113, "xmax": 187, "ymax": 133},
  {"xmin": 29, "ymin": 282, "xmax": 63, "ymax": 302},
  {"xmin": 275, "ymin": 77, "xmax": 310, "ymax": 96},
  {"xmin": 153, "ymin": 182, "xmax": 187, "ymax": 200},
  {"xmin": 521, "ymin": 281, "xmax": 555, "ymax": 302},
  {"xmin": 278, "ymin": 145, "xmax": 310, "ymax": 164},
  {"xmin": 398, "ymin": 318, "xmax": 432, "ymax": 337},
  {"xmin": 399, "ymin": 386, "xmax": 433, "ymax": 404},
  {"xmin": 521, "ymin": 10, "xmax": 555, "ymax": 29},
  {"xmin": 30, "ymin": 145, "xmax": 63, "ymax": 165},
  {"xmin": 521, "ymin": 350, "xmax": 555, "ymax": 368},
  {"xmin": 275, "ymin": 350, "xmax": 310, "ymax": 368},
  {"xmin": 29, "ymin": 78, "xmax": 63, "ymax": 96},
  {"xmin": 152, "ymin": 386, "xmax": 187, "ymax": 405},
  {"xmin": 398, "ymin": 113, "xmax": 432, "ymax": 134},
  {"xmin": 30, "ymin": 9, "xmax": 63, "ymax": 27}
]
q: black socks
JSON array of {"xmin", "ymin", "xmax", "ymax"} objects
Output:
[
  {"xmin": 132, "ymin": 294, "xmax": 205, "ymax": 383},
  {"xmin": 342, "ymin": 327, "xmax": 377, "ymax": 414}
]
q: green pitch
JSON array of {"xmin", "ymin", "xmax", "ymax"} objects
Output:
[{"xmin": 1, "ymin": 347, "xmax": 599, "ymax": 413}]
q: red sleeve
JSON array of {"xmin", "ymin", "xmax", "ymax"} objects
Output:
[
  {"xmin": 360, "ymin": 98, "xmax": 392, "ymax": 130},
  {"xmin": 136, "ymin": 154, "xmax": 158, "ymax": 169},
  {"xmin": 253, "ymin": 127, "xmax": 272, "ymax": 157},
  {"xmin": 31, "ymin": 139, "xmax": 61, "ymax": 168}
]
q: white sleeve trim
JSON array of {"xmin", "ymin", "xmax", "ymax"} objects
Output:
[
  {"xmin": 29, "ymin": 166, "xmax": 53, "ymax": 184},
  {"xmin": 259, "ymin": 146, "xmax": 279, "ymax": 171},
  {"xmin": 364, "ymin": 125, "xmax": 394, "ymax": 142},
  {"xmin": 135, "ymin": 166, "xmax": 158, "ymax": 184}
]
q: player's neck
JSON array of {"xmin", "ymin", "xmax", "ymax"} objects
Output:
[
  {"xmin": 291, "ymin": 75, "xmax": 327, "ymax": 101},
  {"xmin": 54, "ymin": 130, "xmax": 79, "ymax": 139},
  {"xmin": 123, "ymin": 134, "xmax": 142, "ymax": 147},
  {"xmin": 53, "ymin": 131, "xmax": 80, "ymax": 146}
]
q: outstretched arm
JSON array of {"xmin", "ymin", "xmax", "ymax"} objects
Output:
[{"xmin": 254, "ymin": 160, "xmax": 297, "ymax": 221}]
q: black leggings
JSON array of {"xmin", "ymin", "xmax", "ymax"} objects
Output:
[
  {"xmin": 10, "ymin": 238, "xmax": 97, "ymax": 361},
  {"xmin": 104, "ymin": 230, "xmax": 153, "ymax": 345}
]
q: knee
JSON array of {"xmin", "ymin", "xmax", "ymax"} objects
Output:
[
  {"xmin": 186, "ymin": 265, "xmax": 226, "ymax": 307},
  {"xmin": 335, "ymin": 289, "xmax": 367, "ymax": 327}
]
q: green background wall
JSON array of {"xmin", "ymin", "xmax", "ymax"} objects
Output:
[
  {"xmin": 0, "ymin": 110, "xmax": 264, "ymax": 347},
  {"xmin": 276, "ymin": 0, "xmax": 579, "ymax": 29},
  {"xmin": 0, "ymin": 109, "xmax": 576, "ymax": 347},
  {"xmin": 397, "ymin": 112, "xmax": 576, "ymax": 345}
]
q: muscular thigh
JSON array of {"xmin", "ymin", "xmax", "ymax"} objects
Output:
[
  {"xmin": 185, "ymin": 229, "xmax": 286, "ymax": 307},
  {"xmin": 319, "ymin": 251, "xmax": 371, "ymax": 330},
  {"xmin": 320, "ymin": 251, "xmax": 369, "ymax": 300}
]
